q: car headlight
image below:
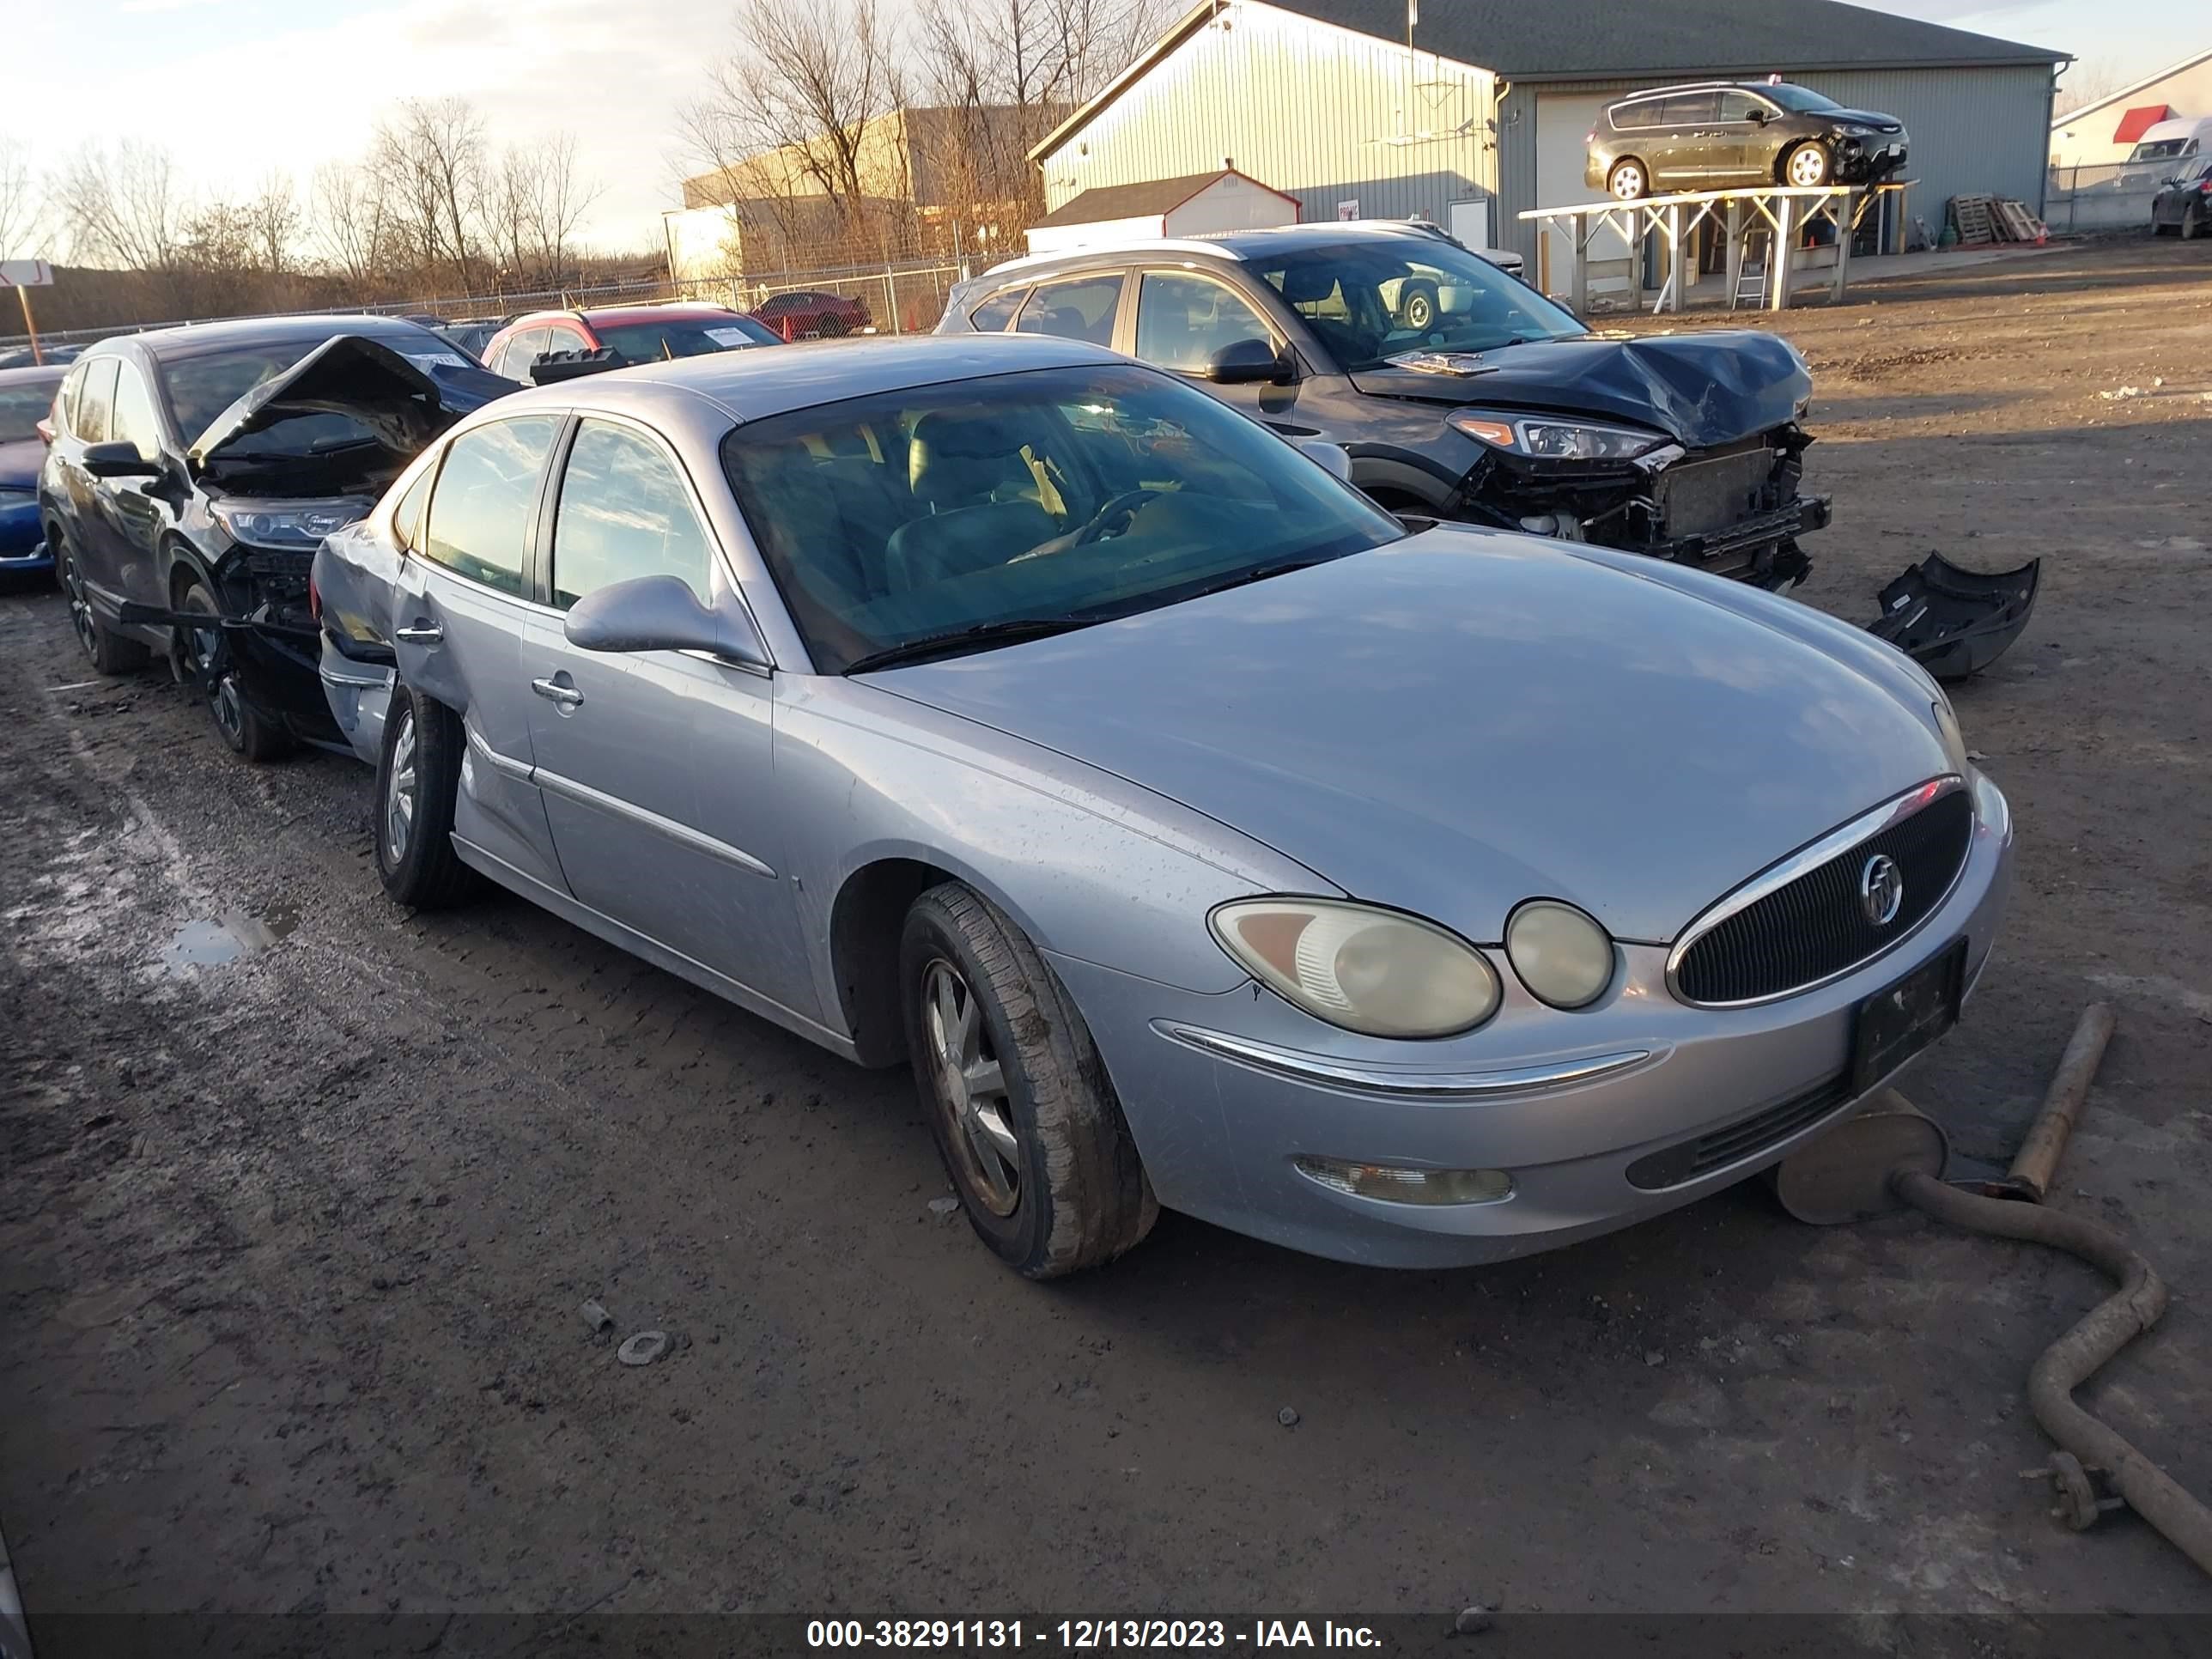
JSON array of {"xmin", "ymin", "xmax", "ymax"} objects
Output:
[
  {"xmin": 1504, "ymin": 900, "xmax": 1615, "ymax": 1009},
  {"xmin": 1209, "ymin": 898, "xmax": 1501, "ymax": 1038},
  {"xmin": 210, "ymin": 499, "xmax": 368, "ymax": 551},
  {"xmin": 1448, "ymin": 409, "xmax": 1667, "ymax": 461},
  {"xmin": 1838, "ymin": 124, "xmax": 1876, "ymax": 138}
]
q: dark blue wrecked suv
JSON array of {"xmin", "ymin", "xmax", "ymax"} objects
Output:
[{"xmin": 40, "ymin": 315, "xmax": 514, "ymax": 759}]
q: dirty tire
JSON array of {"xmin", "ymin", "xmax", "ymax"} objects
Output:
[
  {"xmin": 173, "ymin": 580, "xmax": 294, "ymax": 762},
  {"xmin": 1783, "ymin": 142, "xmax": 1830, "ymax": 188},
  {"xmin": 374, "ymin": 684, "xmax": 479, "ymax": 910},
  {"xmin": 1398, "ymin": 280, "xmax": 1439, "ymax": 331},
  {"xmin": 900, "ymin": 882, "xmax": 1156, "ymax": 1279},
  {"xmin": 55, "ymin": 532, "xmax": 149, "ymax": 675},
  {"xmin": 1607, "ymin": 160, "xmax": 1647, "ymax": 201}
]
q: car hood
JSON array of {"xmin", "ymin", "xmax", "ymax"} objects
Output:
[
  {"xmin": 0, "ymin": 437, "xmax": 42, "ymax": 489},
  {"xmin": 869, "ymin": 527, "xmax": 1949, "ymax": 945},
  {"xmin": 1346, "ymin": 330, "xmax": 1809, "ymax": 448},
  {"xmin": 1823, "ymin": 108, "xmax": 1905, "ymax": 129},
  {"xmin": 190, "ymin": 333, "xmax": 517, "ymax": 477}
]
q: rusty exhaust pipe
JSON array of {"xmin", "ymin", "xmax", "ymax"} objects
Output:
[{"xmin": 1775, "ymin": 1001, "xmax": 2212, "ymax": 1578}]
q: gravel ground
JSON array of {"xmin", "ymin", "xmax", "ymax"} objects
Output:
[{"xmin": 3, "ymin": 237, "xmax": 2209, "ymax": 1651}]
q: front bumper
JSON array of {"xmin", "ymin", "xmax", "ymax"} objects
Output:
[
  {"xmin": 1837, "ymin": 138, "xmax": 1908, "ymax": 182},
  {"xmin": 1051, "ymin": 774, "xmax": 2013, "ymax": 1269}
]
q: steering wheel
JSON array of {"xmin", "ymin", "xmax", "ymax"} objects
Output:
[
  {"xmin": 1071, "ymin": 489, "xmax": 1159, "ymax": 546},
  {"xmin": 1012, "ymin": 489, "xmax": 1161, "ymax": 564}
]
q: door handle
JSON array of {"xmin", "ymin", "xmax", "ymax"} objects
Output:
[
  {"xmin": 531, "ymin": 677, "xmax": 584, "ymax": 708},
  {"xmin": 395, "ymin": 623, "xmax": 444, "ymax": 644}
]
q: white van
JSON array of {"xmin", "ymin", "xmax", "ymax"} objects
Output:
[{"xmin": 2127, "ymin": 116, "xmax": 2212, "ymax": 166}]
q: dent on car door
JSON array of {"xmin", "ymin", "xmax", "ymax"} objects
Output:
[
  {"xmin": 402, "ymin": 412, "xmax": 568, "ymax": 891},
  {"xmin": 517, "ymin": 416, "xmax": 817, "ymax": 1021}
]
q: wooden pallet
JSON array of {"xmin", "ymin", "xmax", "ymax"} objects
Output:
[
  {"xmin": 1993, "ymin": 198, "xmax": 2045, "ymax": 242},
  {"xmin": 1951, "ymin": 195, "xmax": 1996, "ymax": 246}
]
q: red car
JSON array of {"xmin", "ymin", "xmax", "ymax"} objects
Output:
[
  {"xmin": 749, "ymin": 289, "xmax": 873, "ymax": 340},
  {"xmin": 478, "ymin": 303, "xmax": 780, "ymax": 381}
]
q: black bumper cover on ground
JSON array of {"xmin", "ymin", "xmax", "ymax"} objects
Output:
[{"xmin": 1865, "ymin": 552, "xmax": 2042, "ymax": 683}]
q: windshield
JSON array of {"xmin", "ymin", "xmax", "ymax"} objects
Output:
[
  {"xmin": 592, "ymin": 316, "xmax": 779, "ymax": 362},
  {"xmin": 0, "ymin": 381, "xmax": 58, "ymax": 443},
  {"xmin": 1763, "ymin": 84, "xmax": 1842, "ymax": 113},
  {"xmin": 721, "ymin": 364, "xmax": 1404, "ymax": 674},
  {"xmin": 1252, "ymin": 240, "xmax": 1583, "ymax": 372}
]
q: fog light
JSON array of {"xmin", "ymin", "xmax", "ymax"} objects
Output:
[{"xmin": 1293, "ymin": 1157, "xmax": 1513, "ymax": 1206}]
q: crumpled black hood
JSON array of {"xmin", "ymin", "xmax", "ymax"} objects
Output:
[
  {"xmin": 190, "ymin": 334, "xmax": 516, "ymax": 476},
  {"xmin": 1349, "ymin": 331, "xmax": 1812, "ymax": 448}
]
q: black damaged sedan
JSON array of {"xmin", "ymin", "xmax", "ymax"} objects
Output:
[
  {"xmin": 40, "ymin": 315, "xmax": 514, "ymax": 759},
  {"xmin": 939, "ymin": 222, "xmax": 2036, "ymax": 674}
]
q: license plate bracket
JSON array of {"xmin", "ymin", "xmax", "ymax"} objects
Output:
[{"xmin": 1850, "ymin": 939, "xmax": 1966, "ymax": 1096}]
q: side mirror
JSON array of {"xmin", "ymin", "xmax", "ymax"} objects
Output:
[
  {"xmin": 82, "ymin": 441, "xmax": 162, "ymax": 479},
  {"xmin": 1748, "ymin": 107, "xmax": 1771, "ymax": 125},
  {"xmin": 1202, "ymin": 337, "xmax": 1293, "ymax": 386},
  {"xmin": 1296, "ymin": 439, "xmax": 1353, "ymax": 483},
  {"xmin": 563, "ymin": 574, "xmax": 769, "ymax": 668}
]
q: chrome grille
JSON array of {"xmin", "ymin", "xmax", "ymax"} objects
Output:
[{"xmin": 1673, "ymin": 786, "xmax": 1973, "ymax": 1006}]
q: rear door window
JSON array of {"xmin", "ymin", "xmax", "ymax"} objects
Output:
[
  {"xmin": 1013, "ymin": 275, "xmax": 1124, "ymax": 346},
  {"xmin": 550, "ymin": 420, "xmax": 715, "ymax": 610},
  {"xmin": 968, "ymin": 286, "xmax": 1030, "ymax": 331},
  {"xmin": 421, "ymin": 416, "xmax": 562, "ymax": 597},
  {"xmin": 75, "ymin": 358, "xmax": 118, "ymax": 445},
  {"xmin": 1661, "ymin": 93, "xmax": 1718, "ymax": 126}
]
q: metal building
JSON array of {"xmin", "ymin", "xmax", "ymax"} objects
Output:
[{"xmin": 1031, "ymin": 0, "xmax": 2069, "ymax": 273}]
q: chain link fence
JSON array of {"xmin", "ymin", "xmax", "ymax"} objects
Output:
[
  {"xmin": 0, "ymin": 257, "xmax": 974, "ymax": 361},
  {"xmin": 2044, "ymin": 162, "xmax": 2175, "ymax": 234}
]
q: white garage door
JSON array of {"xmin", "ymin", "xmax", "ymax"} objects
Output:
[{"xmin": 1534, "ymin": 91, "xmax": 1637, "ymax": 297}]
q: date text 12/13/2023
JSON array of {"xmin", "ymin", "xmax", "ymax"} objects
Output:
[{"xmin": 805, "ymin": 1620, "xmax": 1386, "ymax": 1649}]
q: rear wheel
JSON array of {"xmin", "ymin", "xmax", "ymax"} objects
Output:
[
  {"xmin": 1397, "ymin": 279, "xmax": 1439, "ymax": 330},
  {"xmin": 901, "ymin": 882, "xmax": 1155, "ymax": 1278},
  {"xmin": 54, "ymin": 532, "xmax": 149, "ymax": 674},
  {"xmin": 1607, "ymin": 160, "xmax": 1648, "ymax": 201},
  {"xmin": 2183, "ymin": 206, "xmax": 2203, "ymax": 241},
  {"xmin": 172, "ymin": 580, "xmax": 293, "ymax": 761},
  {"xmin": 374, "ymin": 684, "xmax": 479, "ymax": 909},
  {"xmin": 1784, "ymin": 142, "xmax": 1831, "ymax": 188}
]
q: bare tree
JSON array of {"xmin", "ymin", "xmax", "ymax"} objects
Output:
[
  {"xmin": 527, "ymin": 132, "xmax": 599, "ymax": 287},
  {"xmin": 373, "ymin": 97, "xmax": 488, "ymax": 291},
  {"xmin": 682, "ymin": 0, "xmax": 904, "ymax": 257},
  {"xmin": 54, "ymin": 142, "xmax": 189, "ymax": 307},
  {"xmin": 311, "ymin": 161, "xmax": 393, "ymax": 288},
  {"xmin": 247, "ymin": 170, "xmax": 300, "ymax": 273},
  {"xmin": 0, "ymin": 135, "xmax": 42, "ymax": 258}
]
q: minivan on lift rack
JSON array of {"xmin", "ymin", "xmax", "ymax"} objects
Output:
[{"xmin": 1585, "ymin": 81, "xmax": 1910, "ymax": 201}]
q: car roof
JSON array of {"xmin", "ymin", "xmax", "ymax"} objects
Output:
[
  {"xmin": 981, "ymin": 220, "xmax": 1462, "ymax": 283},
  {"xmin": 467, "ymin": 333, "xmax": 1122, "ymax": 430},
  {"xmin": 103, "ymin": 313, "xmax": 437, "ymax": 361},
  {"xmin": 0, "ymin": 363, "xmax": 66, "ymax": 387},
  {"xmin": 1616, "ymin": 82, "xmax": 1781, "ymax": 100},
  {"xmin": 503, "ymin": 303, "xmax": 739, "ymax": 331}
]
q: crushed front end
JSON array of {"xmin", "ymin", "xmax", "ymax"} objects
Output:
[{"xmin": 1445, "ymin": 419, "xmax": 1832, "ymax": 589}]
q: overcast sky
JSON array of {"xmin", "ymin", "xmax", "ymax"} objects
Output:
[{"xmin": 0, "ymin": 0, "xmax": 2185, "ymax": 256}]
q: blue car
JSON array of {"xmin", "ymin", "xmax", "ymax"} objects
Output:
[{"xmin": 0, "ymin": 363, "xmax": 64, "ymax": 578}]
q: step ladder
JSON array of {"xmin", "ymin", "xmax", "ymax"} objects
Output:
[{"xmin": 1731, "ymin": 228, "xmax": 1772, "ymax": 310}]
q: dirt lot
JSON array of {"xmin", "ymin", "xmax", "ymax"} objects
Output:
[{"xmin": 3, "ymin": 238, "xmax": 2209, "ymax": 1651}]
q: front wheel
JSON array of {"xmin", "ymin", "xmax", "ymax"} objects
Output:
[
  {"xmin": 374, "ymin": 683, "xmax": 479, "ymax": 909},
  {"xmin": 1397, "ymin": 279, "xmax": 1439, "ymax": 330},
  {"xmin": 1784, "ymin": 142, "xmax": 1831, "ymax": 188},
  {"xmin": 172, "ymin": 580, "xmax": 293, "ymax": 761},
  {"xmin": 901, "ymin": 883, "xmax": 1155, "ymax": 1278}
]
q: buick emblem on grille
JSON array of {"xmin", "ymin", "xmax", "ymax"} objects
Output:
[{"xmin": 1859, "ymin": 854, "xmax": 1905, "ymax": 927}]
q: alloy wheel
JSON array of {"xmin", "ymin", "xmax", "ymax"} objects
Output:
[
  {"xmin": 58, "ymin": 544, "xmax": 97, "ymax": 661},
  {"xmin": 1788, "ymin": 146, "xmax": 1828, "ymax": 187},
  {"xmin": 921, "ymin": 957, "xmax": 1021, "ymax": 1215},
  {"xmin": 386, "ymin": 706, "xmax": 418, "ymax": 864},
  {"xmin": 1611, "ymin": 164, "xmax": 1644, "ymax": 200},
  {"xmin": 173, "ymin": 602, "xmax": 243, "ymax": 746}
]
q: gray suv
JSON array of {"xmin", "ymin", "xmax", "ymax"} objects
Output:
[{"xmin": 938, "ymin": 222, "xmax": 1830, "ymax": 588}]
